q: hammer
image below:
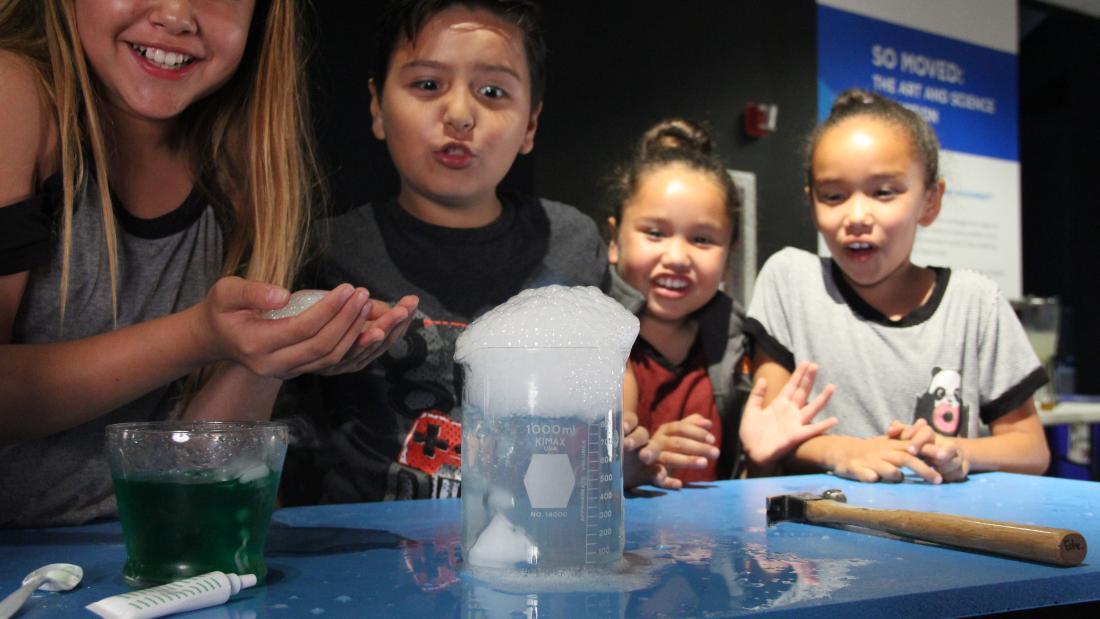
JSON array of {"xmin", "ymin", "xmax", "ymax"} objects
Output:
[{"xmin": 766, "ymin": 490, "xmax": 1087, "ymax": 566}]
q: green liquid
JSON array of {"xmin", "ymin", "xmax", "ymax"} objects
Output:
[{"xmin": 114, "ymin": 470, "xmax": 280, "ymax": 587}]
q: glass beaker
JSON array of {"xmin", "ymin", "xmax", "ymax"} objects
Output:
[
  {"xmin": 105, "ymin": 421, "xmax": 288, "ymax": 586},
  {"xmin": 459, "ymin": 347, "xmax": 626, "ymax": 571},
  {"xmin": 1012, "ymin": 296, "xmax": 1059, "ymax": 410}
]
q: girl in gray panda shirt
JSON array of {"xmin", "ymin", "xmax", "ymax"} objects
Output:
[{"xmin": 746, "ymin": 90, "xmax": 1049, "ymax": 484}]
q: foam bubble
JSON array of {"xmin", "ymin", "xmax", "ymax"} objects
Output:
[
  {"xmin": 455, "ymin": 287, "xmax": 639, "ymax": 422},
  {"xmin": 455, "ymin": 286, "xmax": 638, "ymax": 358}
]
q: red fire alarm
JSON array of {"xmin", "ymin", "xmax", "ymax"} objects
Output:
[{"xmin": 743, "ymin": 102, "xmax": 778, "ymax": 138}]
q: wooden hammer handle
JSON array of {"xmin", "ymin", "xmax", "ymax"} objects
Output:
[{"xmin": 805, "ymin": 500, "xmax": 1087, "ymax": 566}]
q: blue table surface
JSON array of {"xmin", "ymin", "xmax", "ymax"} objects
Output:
[{"xmin": 2, "ymin": 472, "xmax": 1098, "ymax": 618}]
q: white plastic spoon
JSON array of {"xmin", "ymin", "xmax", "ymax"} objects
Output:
[{"xmin": 0, "ymin": 563, "xmax": 83, "ymax": 619}]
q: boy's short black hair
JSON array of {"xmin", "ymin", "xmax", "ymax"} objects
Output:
[{"xmin": 371, "ymin": 0, "xmax": 547, "ymax": 109}]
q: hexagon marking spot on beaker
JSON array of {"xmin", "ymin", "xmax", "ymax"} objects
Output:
[{"xmin": 524, "ymin": 453, "xmax": 575, "ymax": 508}]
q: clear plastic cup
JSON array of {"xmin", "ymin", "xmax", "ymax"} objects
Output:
[{"xmin": 105, "ymin": 421, "xmax": 288, "ymax": 586}]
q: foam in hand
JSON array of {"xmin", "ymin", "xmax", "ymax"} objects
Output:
[
  {"xmin": 455, "ymin": 286, "xmax": 639, "ymax": 422},
  {"xmin": 261, "ymin": 289, "xmax": 327, "ymax": 320}
]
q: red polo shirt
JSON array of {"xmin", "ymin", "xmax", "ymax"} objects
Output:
[{"xmin": 630, "ymin": 338, "xmax": 721, "ymax": 483}]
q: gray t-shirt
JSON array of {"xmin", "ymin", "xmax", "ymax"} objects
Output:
[
  {"xmin": 745, "ymin": 248, "xmax": 1046, "ymax": 439},
  {"xmin": 1, "ymin": 179, "xmax": 223, "ymax": 527}
]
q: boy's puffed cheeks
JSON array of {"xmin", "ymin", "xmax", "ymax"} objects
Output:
[{"xmin": 368, "ymin": 6, "xmax": 542, "ymax": 228}]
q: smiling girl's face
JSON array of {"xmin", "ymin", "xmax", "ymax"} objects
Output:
[
  {"xmin": 76, "ymin": 0, "xmax": 255, "ymax": 122},
  {"xmin": 609, "ymin": 163, "xmax": 732, "ymax": 325}
]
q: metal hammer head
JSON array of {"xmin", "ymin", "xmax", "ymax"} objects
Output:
[{"xmin": 766, "ymin": 489, "xmax": 847, "ymax": 525}]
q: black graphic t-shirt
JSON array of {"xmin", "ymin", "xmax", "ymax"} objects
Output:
[{"xmin": 278, "ymin": 194, "xmax": 607, "ymax": 504}]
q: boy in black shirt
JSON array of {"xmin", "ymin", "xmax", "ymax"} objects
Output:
[{"xmin": 282, "ymin": 0, "xmax": 606, "ymax": 503}]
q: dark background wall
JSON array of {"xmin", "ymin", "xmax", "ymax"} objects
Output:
[
  {"xmin": 307, "ymin": 1, "xmax": 1097, "ymax": 394},
  {"xmin": 531, "ymin": 2, "xmax": 818, "ymax": 261},
  {"xmin": 307, "ymin": 0, "xmax": 818, "ymax": 258},
  {"xmin": 1020, "ymin": 1, "xmax": 1100, "ymax": 394}
]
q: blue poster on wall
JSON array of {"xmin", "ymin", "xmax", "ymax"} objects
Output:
[
  {"xmin": 817, "ymin": 4, "xmax": 1018, "ymax": 161},
  {"xmin": 815, "ymin": 0, "xmax": 1023, "ymax": 299}
]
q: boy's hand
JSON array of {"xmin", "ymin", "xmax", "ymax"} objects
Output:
[
  {"xmin": 740, "ymin": 361, "xmax": 838, "ymax": 469},
  {"xmin": 196, "ymin": 277, "xmax": 372, "ymax": 379},
  {"xmin": 649, "ymin": 414, "xmax": 719, "ymax": 486},
  {"xmin": 829, "ymin": 435, "xmax": 944, "ymax": 484},
  {"xmin": 315, "ymin": 295, "xmax": 419, "ymax": 375},
  {"xmin": 887, "ymin": 419, "xmax": 970, "ymax": 482}
]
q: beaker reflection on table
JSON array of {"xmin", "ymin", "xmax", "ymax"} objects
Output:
[{"xmin": 461, "ymin": 577, "xmax": 626, "ymax": 619}]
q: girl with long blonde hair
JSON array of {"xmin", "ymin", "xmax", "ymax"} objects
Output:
[{"xmin": 0, "ymin": 0, "xmax": 416, "ymax": 527}]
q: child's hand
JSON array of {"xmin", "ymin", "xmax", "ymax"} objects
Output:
[
  {"xmin": 622, "ymin": 409, "xmax": 650, "ymax": 454},
  {"xmin": 315, "ymin": 295, "xmax": 419, "ymax": 375},
  {"xmin": 885, "ymin": 418, "xmax": 938, "ymax": 457},
  {"xmin": 919, "ymin": 435, "xmax": 970, "ymax": 482},
  {"xmin": 649, "ymin": 414, "xmax": 719, "ymax": 487},
  {"xmin": 887, "ymin": 419, "xmax": 970, "ymax": 482},
  {"xmin": 622, "ymin": 410, "xmax": 673, "ymax": 489},
  {"xmin": 830, "ymin": 434, "xmax": 944, "ymax": 484},
  {"xmin": 623, "ymin": 410, "xmax": 675, "ymax": 489},
  {"xmin": 740, "ymin": 362, "xmax": 838, "ymax": 470},
  {"xmin": 195, "ymin": 277, "xmax": 372, "ymax": 379}
]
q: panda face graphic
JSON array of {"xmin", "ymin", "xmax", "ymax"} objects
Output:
[
  {"xmin": 914, "ymin": 368, "xmax": 968, "ymax": 436},
  {"xmin": 929, "ymin": 370, "xmax": 962, "ymax": 433}
]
